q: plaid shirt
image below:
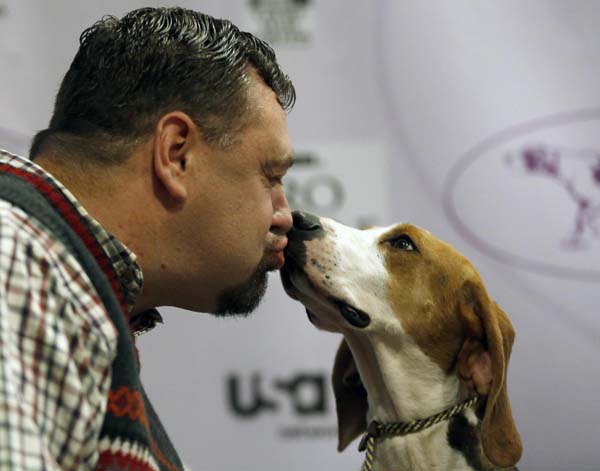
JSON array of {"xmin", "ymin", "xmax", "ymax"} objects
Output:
[{"xmin": 0, "ymin": 149, "xmax": 159, "ymax": 470}]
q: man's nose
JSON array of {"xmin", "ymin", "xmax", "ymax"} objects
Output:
[{"xmin": 271, "ymin": 191, "xmax": 293, "ymax": 235}]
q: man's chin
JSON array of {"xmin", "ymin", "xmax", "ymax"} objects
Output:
[{"xmin": 213, "ymin": 260, "xmax": 272, "ymax": 317}]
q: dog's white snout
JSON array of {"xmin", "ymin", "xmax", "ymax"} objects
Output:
[
  {"xmin": 305, "ymin": 237, "xmax": 339, "ymax": 288},
  {"xmin": 302, "ymin": 218, "xmax": 385, "ymax": 298}
]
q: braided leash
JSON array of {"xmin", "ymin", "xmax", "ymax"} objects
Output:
[{"xmin": 358, "ymin": 396, "xmax": 480, "ymax": 471}]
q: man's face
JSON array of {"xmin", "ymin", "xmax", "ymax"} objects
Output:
[{"xmin": 183, "ymin": 72, "xmax": 294, "ymax": 315}]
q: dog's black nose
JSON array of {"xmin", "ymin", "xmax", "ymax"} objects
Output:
[{"xmin": 292, "ymin": 211, "xmax": 323, "ymax": 232}]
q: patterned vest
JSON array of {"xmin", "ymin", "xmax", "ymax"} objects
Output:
[{"xmin": 0, "ymin": 166, "xmax": 184, "ymax": 471}]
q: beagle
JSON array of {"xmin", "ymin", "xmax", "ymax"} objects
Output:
[{"xmin": 281, "ymin": 211, "xmax": 522, "ymax": 471}]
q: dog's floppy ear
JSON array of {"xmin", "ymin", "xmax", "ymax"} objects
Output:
[
  {"xmin": 332, "ymin": 339, "xmax": 368, "ymax": 452},
  {"xmin": 458, "ymin": 280, "xmax": 522, "ymax": 468}
]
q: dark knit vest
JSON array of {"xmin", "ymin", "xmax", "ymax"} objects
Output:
[{"xmin": 0, "ymin": 166, "xmax": 184, "ymax": 471}]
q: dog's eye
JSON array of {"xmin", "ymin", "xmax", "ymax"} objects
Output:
[{"xmin": 388, "ymin": 234, "xmax": 417, "ymax": 252}]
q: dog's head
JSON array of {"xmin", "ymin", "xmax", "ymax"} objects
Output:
[{"xmin": 281, "ymin": 211, "xmax": 522, "ymax": 468}]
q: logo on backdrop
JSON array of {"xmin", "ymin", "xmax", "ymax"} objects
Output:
[
  {"xmin": 244, "ymin": 0, "xmax": 315, "ymax": 45},
  {"xmin": 444, "ymin": 109, "xmax": 600, "ymax": 282},
  {"xmin": 285, "ymin": 151, "xmax": 345, "ymax": 213},
  {"xmin": 226, "ymin": 371, "xmax": 336, "ymax": 439},
  {"xmin": 284, "ymin": 149, "xmax": 383, "ymax": 229}
]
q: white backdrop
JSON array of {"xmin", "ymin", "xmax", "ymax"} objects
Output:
[{"xmin": 1, "ymin": 1, "xmax": 599, "ymax": 470}]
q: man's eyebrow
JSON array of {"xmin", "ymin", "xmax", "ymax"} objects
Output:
[{"xmin": 264, "ymin": 153, "xmax": 295, "ymax": 172}]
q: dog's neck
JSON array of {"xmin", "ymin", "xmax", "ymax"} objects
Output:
[{"xmin": 345, "ymin": 334, "xmax": 491, "ymax": 471}]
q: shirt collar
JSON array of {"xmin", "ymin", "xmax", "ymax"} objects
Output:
[{"xmin": 0, "ymin": 148, "xmax": 161, "ymax": 334}]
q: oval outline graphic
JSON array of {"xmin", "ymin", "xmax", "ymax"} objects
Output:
[{"xmin": 443, "ymin": 108, "xmax": 600, "ymax": 282}]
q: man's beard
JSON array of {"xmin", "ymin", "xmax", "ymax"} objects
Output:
[{"xmin": 213, "ymin": 254, "xmax": 275, "ymax": 317}]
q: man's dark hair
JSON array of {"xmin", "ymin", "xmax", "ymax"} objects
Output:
[{"xmin": 30, "ymin": 7, "xmax": 295, "ymax": 164}]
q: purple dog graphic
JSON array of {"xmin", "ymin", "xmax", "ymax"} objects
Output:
[{"xmin": 506, "ymin": 145, "xmax": 600, "ymax": 249}]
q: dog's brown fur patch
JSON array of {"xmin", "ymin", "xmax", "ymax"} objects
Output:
[{"xmin": 382, "ymin": 225, "xmax": 476, "ymax": 372}]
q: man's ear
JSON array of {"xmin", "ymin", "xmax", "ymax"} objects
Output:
[
  {"xmin": 332, "ymin": 339, "xmax": 368, "ymax": 452},
  {"xmin": 153, "ymin": 111, "xmax": 198, "ymax": 202}
]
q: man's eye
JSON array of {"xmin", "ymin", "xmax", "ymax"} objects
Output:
[
  {"xmin": 387, "ymin": 234, "xmax": 417, "ymax": 252},
  {"xmin": 270, "ymin": 176, "xmax": 284, "ymax": 185}
]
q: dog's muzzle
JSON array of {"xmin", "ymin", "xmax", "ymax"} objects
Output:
[
  {"xmin": 282, "ymin": 211, "xmax": 325, "ymax": 271},
  {"xmin": 334, "ymin": 299, "xmax": 371, "ymax": 328},
  {"xmin": 282, "ymin": 211, "xmax": 371, "ymax": 329}
]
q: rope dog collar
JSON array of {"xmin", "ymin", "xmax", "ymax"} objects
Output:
[{"xmin": 358, "ymin": 396, "xmax": 480, "ymax": 471}]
